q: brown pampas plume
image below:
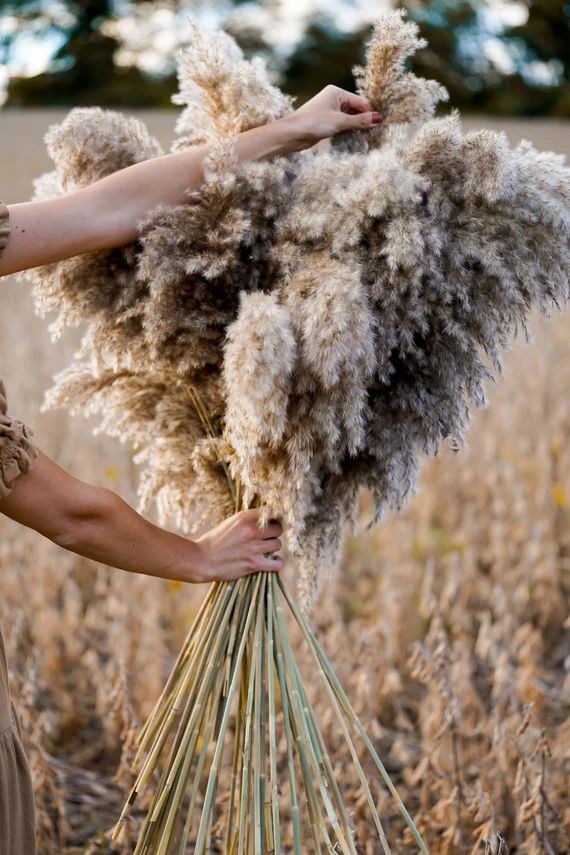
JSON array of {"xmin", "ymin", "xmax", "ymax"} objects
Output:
[{"xmin": 22, "ymin": 8, "xmax": 570, "ymax": 854}]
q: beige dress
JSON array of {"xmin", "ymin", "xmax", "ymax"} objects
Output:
[{"xmin": 0, "ymin": 199, "xmax": 38, "ymax": 855}]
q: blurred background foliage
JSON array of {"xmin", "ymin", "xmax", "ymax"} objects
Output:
[{"xmin": 0, "ymin": 1, "xmax": 569, "ymax": 115}]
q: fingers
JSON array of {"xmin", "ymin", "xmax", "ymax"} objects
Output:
[
  {"xmin": 260, "ymin": 523, "xmax": 282, "ymax": 539},
  {"xmin": 233, "ymin": 509, "xmax": 285, "ymax": 574},
  {"xmin": 342, "ymin": 110, "xmax": 383, "ymax": 131},
  {"xmin": 253, "ymin": 537, "xmax": 282, "ymax": 554},
  {"xmin": 236, "ymin": 508, "xmax": 283, "ymax": 538},
  {"xmin": 247, "ymin": 553, "xmax": 284, "ymax": 573},
  {"xmin": 339, "ymin": 90, "xmax": 373, "ymax": 115}
]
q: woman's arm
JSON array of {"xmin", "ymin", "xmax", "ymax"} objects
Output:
[
  {"xmin": 0, "ymin": 87, "xmax": 382, "ymax": 276},
  {"xmin": 0, "ymin": 450, "xmax": 283, "ymax": 584}
]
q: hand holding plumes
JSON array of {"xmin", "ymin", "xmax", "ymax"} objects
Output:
[
  {"xmin": 281, "ymin": 85, "xmax": 383, "ymax": 151},
  {"xmin": 195, "ymin": 510, "xmax": 284, "ymax": 583}
]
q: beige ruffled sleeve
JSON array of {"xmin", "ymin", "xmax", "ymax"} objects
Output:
[{"xmin": 0, "ymin": 201, "xmax": 38, "ymax": 498}]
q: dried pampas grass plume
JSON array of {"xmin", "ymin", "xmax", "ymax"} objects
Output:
[
  {"xmin": 355, "ymin": 10, "xmax": 448, "ymax": 132},
  {"xmin": 224, "ymin": 291, "xmax": 296, "ymax": 494},
  {"xmin": 172, "ymin": 23, "xmax": 294, "ymax": 147}
]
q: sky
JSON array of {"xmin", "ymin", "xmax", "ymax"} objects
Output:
[{"xmin": 0, "ymin": 0, "xmax": 530, "ymax": 105}]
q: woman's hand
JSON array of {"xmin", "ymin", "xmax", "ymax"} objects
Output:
[
  {"xmin": 282, "ymin": 85, "xmax": 383, "ymax": 151},
  {"xmin": 194, "ymin": 509, "xmax": 284, "ymax": 583}
]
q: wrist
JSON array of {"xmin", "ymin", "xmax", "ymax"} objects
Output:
[
  {"xmin": 162, "ymin": 535, "xmax": 209, "ymax": 585},
  {"xmin": 274, "ymin": 114, "xmax": 313, "ymax": 154},
  {"xmin": 184, "ymin": 537, "xmax": 212, "ymax": 584}
]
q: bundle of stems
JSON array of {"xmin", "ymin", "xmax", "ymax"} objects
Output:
[
  {"xmin": 111, "ymin": 391, "xmax": 429, "ymax": 854},
  {"xmin": 112, "ymin": 574, "xmax": 429, "ymax": 855}
]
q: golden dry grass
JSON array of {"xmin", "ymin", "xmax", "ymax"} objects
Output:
[{"xmin": 0, "ymin": 112, "xmax": 569, "ymax": 853}]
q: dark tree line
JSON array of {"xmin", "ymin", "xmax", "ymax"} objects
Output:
[
  {"xmin": 3, "ymin": 0, "xmax": 175, "ymax": 106},
  {"xmin": 2, "ymin": 0, "xmax": 569, "ymax": 115}
]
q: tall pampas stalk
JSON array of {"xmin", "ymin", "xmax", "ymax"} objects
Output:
[{"xmin": 21, "ymin": 8, "xmax": 570, "ymax": 853}]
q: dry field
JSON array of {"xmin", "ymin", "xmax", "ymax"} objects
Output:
[{"xmin": 0, "ymin": 112, "xmax": 569, "ymax": 854}]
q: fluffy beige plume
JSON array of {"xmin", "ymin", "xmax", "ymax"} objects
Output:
[
  {"xmin": 45, "ymin": 107, "xmax": 164, "ymax": 190},
  {"xmin": 172, "ymin": 23, "xmax": 293, "ymax": 147},
  {"xmin": 22, "ymin": 109, "xmax": 161, "ymax": 339},
  {"xmin": 332, "ymin": 9, "xmax": 448, "ymax": 155},
  {"xmin": 224, "ymin": 291, "xmax": 296, "ymax": 471},
  {"xmin": 283, "ymin": 254, "xmax": 376, "ymax": 460}
]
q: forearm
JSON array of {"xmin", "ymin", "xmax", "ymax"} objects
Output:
[
  {"xmin": 1, "ymin": 450, "xmax": 284, "ymax": 583},
  {"xmin": 55, "ymin": 491, "xmax": 204, "ymax": 582},
  {"xmin": 91, "ymin": 115, "xmax": 301, "ymax": 248},
  {"xmin": 1, "ymin": 116, "xmax": 301, "ymax": 275},
  {"xmin": 0, "ymin": 451, "xmax": 204, "ymax": 583},
  {"xmin": 90, "ymin": 114, "xmax": 302, "ymax": 247}
]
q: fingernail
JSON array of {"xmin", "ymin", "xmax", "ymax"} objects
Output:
[{"xmin": 371, "ymin": 112, "xmax": 383, "ymax": 124}]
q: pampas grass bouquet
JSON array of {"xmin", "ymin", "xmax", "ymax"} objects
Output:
[{"xmin": 22, "ymin": 9, "xmax": 569, "ymax": 854}]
